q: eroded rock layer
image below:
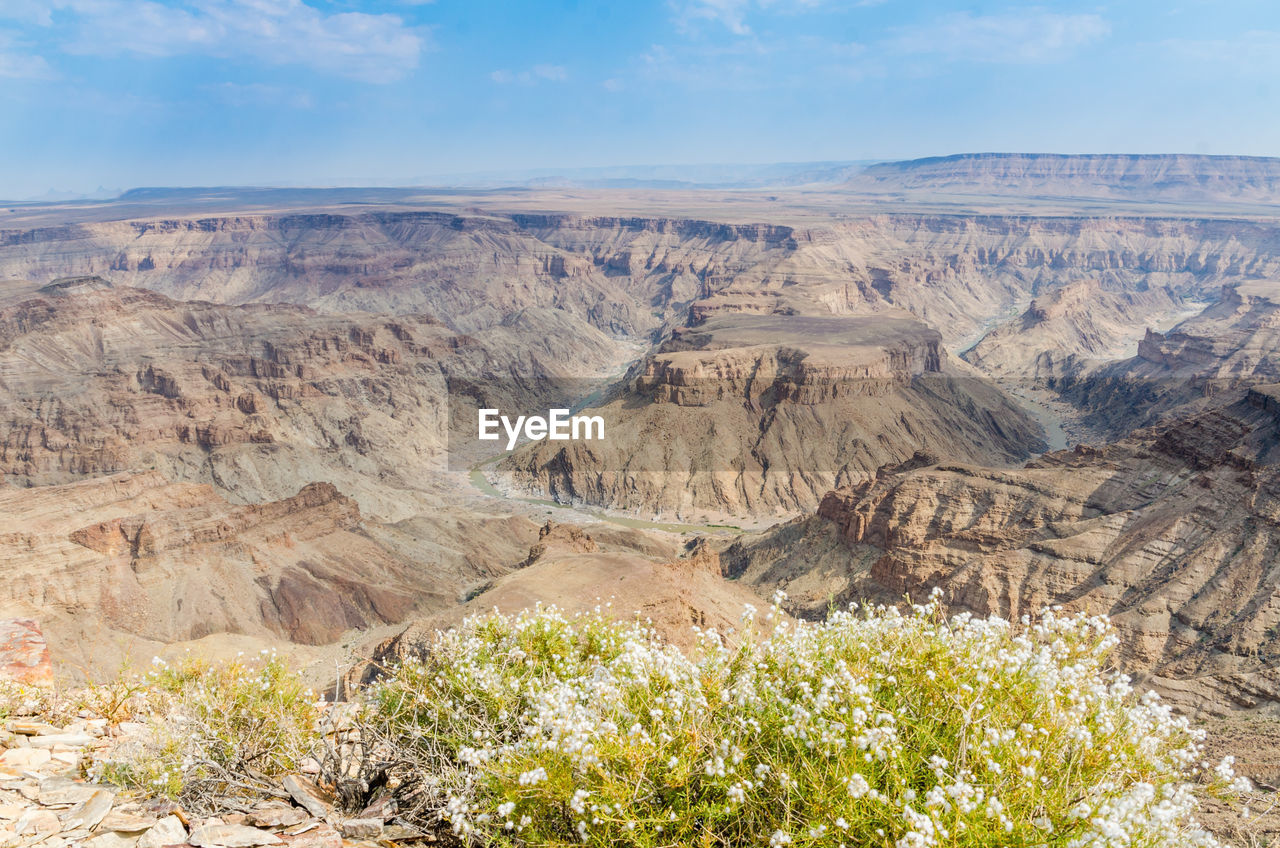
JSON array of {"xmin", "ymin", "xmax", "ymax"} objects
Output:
[
  {"xmin": 731, "ymin": 387, "xmax": 1280, "ymax": 714},
  {"xmin": 500, "ymin": 311, "xmax": 1045, "ymax": 521}
]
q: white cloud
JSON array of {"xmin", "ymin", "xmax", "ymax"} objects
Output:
[
  {"xmin": 673, "ymin": 0, "xmax": 751, "ymax": 35},
  {"xmin": 888, "ymin": 10, "xmax": 1110, "ymax": 63},
  {"xmin": 9, "ymin": 0, "xmax": 426, "ymax": 83},
  {"xmin": 0, "ymin": 1, "xmax": 55, "ymax": 25},
  {"xmin": 0, "ymin": 29, "xmax": 54, "ymax": 78},
  {"xmin": 490, "ymin": 64, "xmax": 568, "ymax": 85},
  {"xmin": 670, "ymin": 0, "xmax": 836, "ymax": 36},
  {"xmin": 0, "ymin": 50, "xmax": 53, "ymax": 78}
]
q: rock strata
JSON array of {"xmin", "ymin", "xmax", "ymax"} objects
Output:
[{"xmin": 734, "ymin": 388, "xmax": 1280, "ymax": 713}]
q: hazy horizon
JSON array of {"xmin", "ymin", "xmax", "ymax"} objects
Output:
[{"xmin": 2, "ymin": 1, "xmax": 1280, "ymax": 198}]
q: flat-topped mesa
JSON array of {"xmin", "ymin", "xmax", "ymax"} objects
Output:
[
  {"xmin": 636, "ymin": 313, "xmax": 944, "ymax": 407},
  {"xmin": 848, "ymin": 152, "xmax": 1280, "ymax": 202}
]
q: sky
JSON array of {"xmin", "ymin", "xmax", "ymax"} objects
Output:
[{"xmin": 0, "ymin": 0, "xmax": 1278, "ymax": 198}]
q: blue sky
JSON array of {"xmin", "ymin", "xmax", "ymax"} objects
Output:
[{"xmin": 0, "ymin": 0, "xmax": 1278, "ymax": 197}]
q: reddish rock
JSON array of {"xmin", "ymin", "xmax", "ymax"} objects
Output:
[{"xmin": 0, "ymin": 620, "xmax": 53, "ymax": 687}]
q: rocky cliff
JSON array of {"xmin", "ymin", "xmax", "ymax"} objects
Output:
[
  {"xmin": 1061, "ymin": 281, "xmax": 1280, "ymax": 436},
  {"xmin": 0, "ymin": 282, "xmax": 621, "ymax": 509},
  {"xmin": 730, "ymin": 388, "xmax": 1280, "ymax": 714},
  {"xmin": 0, "ymin": 470, "xmax": 538, "ymax": 674},
  {"xmin": 499, "ymin": 311, "xmax": 1044, "ymax": 522},
  {"xmin": 962, "ymin": 278, "xmax": 1194, "ymax": 383}
]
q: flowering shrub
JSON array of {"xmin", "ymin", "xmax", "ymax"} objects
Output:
[
  {"xmin": 94, "ymin": 653, "xmax": 320, "ymax": 808},
  {"xmin": 0, "ymin": 678, "xmax": 53, "ymax": 720},
  {"xmin": 368, "ymin": 597, "xmax": 1246, "ymax": 847}
]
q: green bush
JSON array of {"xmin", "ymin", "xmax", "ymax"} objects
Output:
[
  {"xmin": 368, "ymin": 597, "xmax": 1245, "ymax": 847},
  {"xmin": 93, "ymin": 653, "xmax": 320, "ymax": 809}
]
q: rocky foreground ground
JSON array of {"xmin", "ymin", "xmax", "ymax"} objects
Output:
[
  {"xmin": 0, "ymin": 714, "xmax": 442, "ymax": 848},
  {"xmin": 0, "ymin": 620, "xmax": 445, "ymax": 848}
]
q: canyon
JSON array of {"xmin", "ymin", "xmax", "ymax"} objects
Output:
[{"xmin": 0, "ymin": 154, "xmax": 1279, "ymax": 732}]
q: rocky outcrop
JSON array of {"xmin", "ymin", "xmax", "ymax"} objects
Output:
[
  {"xmin": 0, "ymin": 620, "xmax": 53, "ymax": 687},
  {"xmin": 0, "ymin": 284, "xmax": 622, "ymax": 513},
  {"xmin": 0, "ymin": 470, "xmax": 539, "ymax": 673},
  {"xmin": 1062, "ymin": 281, "xmax": 1280, "ymax": 436},
  {"xmin": 518, "ymin": 520, "xmax": 599, "ymax": 568},
  {"xmin": 735, "ymin": 389, "xmax": 1280, "ymax": 714},
  {"xmin": 500, "ymin": 311, "xmax": 1043, "ymax": 521},
  {"xmin": 365, "ymin": 522, "xmax": 766, "ymax": 677},
  {"xmin": 962, "ymin": 278, "xmax": 1194, "ymax": 384}
]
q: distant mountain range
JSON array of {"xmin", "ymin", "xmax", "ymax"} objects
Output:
[
  {"xmin": 845, "ymin": 152, "xmax": 1280, "ymax": 203},
  {"xmin": 10, "ymin": 153, "xmax": 1280, "ymax": 209}
]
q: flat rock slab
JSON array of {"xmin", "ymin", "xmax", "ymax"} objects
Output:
[
  {"xmin": 280, "ymin": 775, "xmax": 333, "ymax": 819},
  {"xmin": 339, "ymin": 818, "xmax": 381, "ymax": 839},
  {"xmin": 83, "ymin": 831, "xmax": 142, "ymax": 848},
  {"xmin": 15, "ymin": 807, "xmax": 60, "ymax": 834},
  {"xmin": 100, "ymin": 810, "xmax": 158, "ymax": 832},
  {"xmin": 9, "ymin": 722, "xmax": 63, "ymax": 736},
  {"xmin": 188, "ymin": 823, "xmax": 284, "ymax": 847},
  {"xmin": 39, "ymin": 776, "xmax": 99, "ymax": 806},
  {"xmin": 0, "ymin": 619, "xmax": 53, "ymax": 687},
  {"xmin": 28, "ymin": 732, "xmax": 95, "ymax": 748},
  {"xmin": 246, "ymin": 805, "xmax": 307, "ymax": 828},
  {"xmin": 278, "ymin": 822, "xmax": 341, "ymax": 848},
  {"xmin": 137, "ymin": 814, "xmax": 188, "ymax": 848},
  {"xmin": 61, "ymin": 787, "xmax": 115, "ymax": 831},
  {"xmin": 0, "ymin": 747, "xmax": 51, "ymax": 768}
]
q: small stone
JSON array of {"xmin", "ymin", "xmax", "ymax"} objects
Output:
[
  {"xmin": 9, "ymin": 722, "xmax": 61, "ymax": 736},
  {"xmin": 356, "ymin": 795, "xmax": 393, "ymax": 821},
  {"xmin": 39, "ymin": 776, "xmax": 98, "ymax": 806},
  {"xmin": 28, "ymin": 733, "xmax": 95, "ymax": 748},
  {"xmin": 381, "ymin": 823, "xmax": 427, "ymax": 840},
  {"xmin": 280, "ymin": 775, "xmax": 333, "ymax": 819},
  {"xmin": 247, "ymin": 805, "xmax": 307, "ymax": 828},
  {"xmin": 0, "ymin": 803, "xmax": 24, "ymax": 820},
  {"xmin": 136, "ymin": 814, "xmax": 187, "ymax": 848},
  {"xmin": 84, "ymin": 832, "xmax": 140, "ymax": 848},
  {"xmin": 15, "ymin": 807, "xmax": 61, "ymax": 835},
  {"xmin": 187, "ymin": 823, "xmax": 284, "ymax": 846},
  {"xmin": 279, "ymin": 822, "xmax": 341, "ymax": 848},
  {"xmin": 101, "ymin": 811, "xmax": 157, "ymax": 832},
  {"xmin": 61, "ymin": 787, "xmax": 115, "ymax": 830},
  {"xmin": 339, "ymin": 818, "xmax": 381, "ymax": 839},
  {"xmin": 138, "ymin": 798, "xmax": 187, "ymax": 824},
  {"xmin": 0, "ymin": 747, "xmax": 50, "ymax": 768}
]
